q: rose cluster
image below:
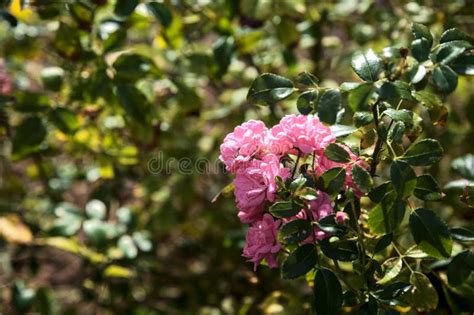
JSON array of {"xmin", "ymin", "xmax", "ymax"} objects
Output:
[{"xmin": 220, "ymin": 115, "xmax": 366, "ymax": 270}]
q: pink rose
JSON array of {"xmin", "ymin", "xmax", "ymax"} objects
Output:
[
  {"xmin": 219, "ymin": 120, "xmax": 269, "ymax": 172},
  {"xmin": 234, "ymin": 154, "xmax": 290, "ymax": 223},
  {"xmin": 270, "ymin": 115, "xmax": 335, "ymax": 155},
  {"xmin": 315, "ymin": 145, "xmax": 368, "ymax": 196},
  {"xmin": 335, "ymin": 211, "xmax": 349, "ymax": 224},
  {"xmin": 243, "ymin": 213, "xmax": 281, "ymax": 270}
]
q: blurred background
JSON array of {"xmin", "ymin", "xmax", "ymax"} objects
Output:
[{"xmin": 0, "ymin": 0, "xmax": 473, "ymax": 314}]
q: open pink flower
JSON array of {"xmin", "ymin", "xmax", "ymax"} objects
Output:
[
  {"xmin": 234, "ymin": 154, "xmax": 290, "ymax": 223},
  {"xmin": 243, "ymin": 214, "xmax": 281, "ymax": 270},
  {"xmin": 270, "ymin": 115, "xmax": 335, "ymax": 155},
  {"xmin": 219, "ymin": 120, "xmax": 269, "ymax": 172}
]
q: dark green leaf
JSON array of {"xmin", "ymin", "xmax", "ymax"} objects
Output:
[
  {"xmin": 113, "ymin": 53, "xmax": 160, "ymax": 81},
  {"xmin": 412, "ymin": 90, "xmax": 442, "ymax": 109},
  {"xmin": 281, "ymin": 244, "xmax": 317, "ymax": 279},
  {"xmin": 114, "ymin": 0, "xmax": 138, "ymax": 17},
  {"xmin": 279, "ymin": 219, "xmax": 312, "ymax": 244},
  {"xmin": 390, "ymin": 160, "xmax": 417, "ymax": 198},
  {"xmin": 410, "ymin": 64, "xmax": 427, "ymax": 84},
  {"xmin": 411, "ymin": 38, "xmax": 430, "ymax": 62},
  {"xmin": 146, "ymin": 2, "xmax": 172, "ymax": 28},
  {"xmin": 269, "ymin": 201, "xmax": 300, "ymax": 218},
  {"xmin": 375, "ymin": 282, "xmax": 411, "ymax": 301},
  {"xmin": 432, "ymin": 65, "xmax": 458, "ymax": 94},
  {"xmin": 368, "ymin": 191, "xmax": 406, "ymax": 234},
  {"xmin": 317, "ymin": 167, "xmax": 346, "ymax": 194},
  {"xmin": 450, "ymin": 227, "xmax": 474, "ymax": 243},
  {"xmin": 440, "ymin": 28, "xmax": 472, "ymax": 44},
  {"xmin": 114, "ymin": 84, "xmax": 151, "ymax": 123},
  {"xmin": 318, "ymin": 89, "xmax": 341, "ymax": 125},
  {"xmin": 316, "ymin": 215, "xmax": 342, "ymax": 234},
  {"xmin": 401, "ymin": 139, "xmax": 443, "ymax": 166},
  {"xmin": 12, "ymin": 116, "xmax": 47, "ymax": 158},
  {"xmin": 447, "ymin": 250, "xmax": 474, "ymax": 286},
  {"xmin": 351, "ymin": 164, "xmax": 373, "ymax": 193},
  {"xmin": 247, "ymin": 73, "xmax": 294, "ymax": 106},
  {"xmin": 353, "ymin": 111, "xmax": 373, "ymax": 127},
  {"xmin": 383, "ymin": 109, "xmax": 413, "ymax": 126},
  {"xmin": 49, "ymin": 107, "xmax": 80, "ymax": 135},
  {"xmin": 313, "ymin": 269, "xmax": 342, "ymax": 315},
  {"xmin": 324, "ymin": 143, "xmax": 351, "ymax": 163},
  {"xmin": 213, "ymin": 37, "xmax": 236, "ymax": 76},
  {"xmin": 414, "ymin": 175, "xmax": 442, "ymax": 201},
  {"xmin": 297, "ymin": 90, "xmax": 318, "ymax": 115},
  {"xmin": 368, "ymin": 182, "xmax": 393, "ymax": 203},
  {"xmin": 387, "ymin": 121, "xmax": 405, "ymax": 144},
  {"xmin": 351, "ymin": 49, "xmax": 383, "ymax": 82},
  {"xmin": 374, "ymin": 233, "xmax": 393, "ymax": 254},
  {"xmin": 434, "ymin": 45, "xmax": 465, "ymax": 65},
  {"xmin": 451, "ymin": 55, "xmax": 474, "ymax": 75},
  {"xmin": 412, "ymin": 23, "xmax": 433, "ymax": 47},
  {"xmin": 348, "ymin": 83, "xmax": 374, "ymax": 112},
  {"xmin": 296, "ymin": 71, "xmax": 319, "ymax": 88},
  {"xmin": 409, "ymin": 208, "xmax": 452, "ymax": 259},
  {"xmin": 41, "ymin": 67, "xmax": 64, "ymax": 91},
  {"xmin": 320, "ymin": 238, "xmax": 358, "ymax": 261},
  {"xmin": 409, "ymin": 272, "xmax": 438, "ymax": 311}
]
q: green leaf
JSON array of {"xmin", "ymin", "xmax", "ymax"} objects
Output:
[
  {"xmin": 432, "ymin": 65, "xmax": 458, "ymax": 93},
  {"xmin": 297, "ymin": 90, "xmax": 318, "ymax": 115},
  {"xmin": 313, "ymin": 269, "xmax": 342, "ymax": 315},
  {"xmin": 12, "ymin": 281, "xmax": 35, "ymax": 312},
  {"xmin": 377, "ymin": 257, "xmax": 402, "ymax": 284},
  {"xmin": 409, "ymin": 272, "xmax": 438, "ymax": 311},
  {"xmin": 85, "ymin": 199, "xmax": 106, "ymax": 220},
  {"xmin": 41, "ymin": 67, "xmax": 64, "ymax": 91},
  {"xmin": 317, "ymin": 167, "xmax": 346, "ymax": 194},
  {"xmin": 49, "ymin": 107, "xmax": 79, "ymax": 135},
  {"xmin": 247, "ymin": 73, "xmax": 294, "ymax": 106},
  {"xmin": 146, "ymin": 2, "xmax": 172, "ymax": 28},
  {"xmin": 351, "ymin": 49, "xmax": 383, "ymax": 82},
  {"xmin": 450, "ymin": 227, "xmax": 474, "ymax": 243},
  {"xmin": 414, "ymin": 175, "xmax": 442, "ymax": 201},
  {"xmin": 295, "ymin": 71, "xmax": 319, "ymax": 88},
  {"xmin": 320, "ymin": 238, "xmax": 358, "ymax": 261},
  {"xmin": 269, "ymin": 201, "xmax": 300, "ymax": 218},
  {"xmin": 374, "ymin": 282, "xmax": 411, "ymax": 301},
  {"xmin": 114, "ymin": 0, "xmax": 138, "ymax": 17},
  {"xmin": 412, "ymin": 90, "xmax": 442, "ymax": 108},
  {"xmin": 368, "ymin": 182, "xmax": 393, "ymax": 203},
  {"xmin": 434, "ymin": 45, "xmax": 465, "ymax": 65},
  {"xmin": 440, "ymin": 28, "xmax": 472, "ymax": 44},
  {"xmin": 114, "ymin": 84, "xmax": 151, "ymax": 123},
  {"xmin": 351, "ymin": 164, "xmax": 373, "ymax": 193},
  {"xmin": 447, "ymin": 250, "xmax": 474, "ymax": 286},
  {"xmin": 348, "ymin": 83, "xmax": 374, "ymax": 112},
  {"xmin": 318, "ymin": 89, "xmax": 341, "ymax": 125},
  {"xmin": 330, "ymin": 125, "xmax": 357, "ymax": 138},
  {"xmin": 411, "ymin": 38, "xmax": 431, "ymax": 62},
  {"xmin": 383, "ymin": 109, "xmax": 413, "ymax": 126},
  {"xmin": 368, "ymin": 191, "xmax": 406, "ymax": 234},
  {"xmin": 113, "ymin": 53, "xmax": 160, "ymax": 81},
  {"xmin": 12, "ymin": 116, "xmax": 47, "ymax": 158},
  {"xmin": 410, "ymin": 64, "xmax": 427, "ymax": 84},
  {"xmin": 281, "ymin": 244, "xmax": 317, "ymax": 279},
  {"xmin": 316, "ymin": 215, "xmax": 341, "ymax": 234},
  {"xmin": 401, "ymin": 139, "xmax": 443, "ymax": 166},
  {"xmin": 353, "ymin": 111, "xmax": 373, "ymax": 127},
  {"xmin": 132, "ymin": 231, "xmax": 152, "ymax": 252},
  {"xmin": 451, "ymin": 55, "xmax": 474, "ymax": 75},
  {"xmin": 279, "ymin": 219, "xmax": 312, "ymax": 244},
  {"xmin": 451, "ymin": 154, "xmax": 474, "ymax": 180},
  {"xmin": 412, "ymin": 23, "xmax": 433, "ymax": 47},
  {"xmin": 409, "ymin": 208, "xmax": 452, "ymax": 259},
  {"xmin": 390, "ymin": 160, "xmax": 417, "ymax": 199},
  {"xmin": 324, "ymin": 143, "xmax": 351, "ymax": 163},
  {"xmin": 387, "ymin": 121, "xmax": 405, "ymax": 144},
  {"xmin": 374, "ymin": 233, "xmax": 393, "ymax": 254}
]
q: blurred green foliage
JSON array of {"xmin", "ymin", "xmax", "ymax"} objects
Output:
[{"xmin": 0, "ymin": 0, "xmax": 473, "ymax": 314}]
